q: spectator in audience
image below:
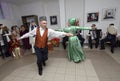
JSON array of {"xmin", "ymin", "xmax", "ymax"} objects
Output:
[
  {"xmin": 0, "ymin": 24, "xmax": 5, "ymax": 58},
  {"xmin": 76, "ymin": 30, "xmax": 85, "ymax": 47},
  {"xmin": 75, "ymin": 19, "xmax": 85, "ymax": 47},
  {"xmin": 29, "ymin": 21, "xmax": 37, "ymax": 54},
  {"xmin": 2, "ymin": 26, "xmax": 11, "ymax": 57},
  {"xmin": 88, "ymin": 24, "xmax": 102, "ymax": 49},
  {"xmin": 20, "ymin": 25, "xmax": 31, "ymax": 49},
  {"xmin": 11, "ymin": 26, "xmax": 20, "ymax": 39},
  {"xmin": 9, "ymin": 34, "xmax": 22, "ymax": 59},
  {"xmin": 100, "ymin": 23, "xmax": 117, "ymax": 53},
  {"xmin": 62, "ymin": 36, "xmax": 68, "ymax": 50}
]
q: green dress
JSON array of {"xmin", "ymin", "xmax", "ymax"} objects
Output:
[{"xmin": 62, "ymin": 26, "xmax": 91, "ymax": 63}]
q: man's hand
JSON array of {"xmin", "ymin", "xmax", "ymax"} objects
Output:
[{"xmin": 66, "ymin": 33, "xmax": 73, "ymax": 36}]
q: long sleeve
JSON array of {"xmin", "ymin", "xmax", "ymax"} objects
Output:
[
  {"xmin": 48, "ymin": 29, "xmax": 66, "ymax": 39},
  {"xmin": 20, "ymin": 28, "xmax": 36, "ymax": 39},
  {"xmin": 76, "ymin": 26, "xmax": 91, "ymax": 30}
]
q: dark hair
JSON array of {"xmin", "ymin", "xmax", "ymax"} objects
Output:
[
  {"xmin": 110, "ymin": 23, "xmax": 114, "ymax": 26},
  {"xmin": 21, "ymin": 25, "xmax": 25, "ymax": 27},
  {"xmin": 91, "ymin": 24, "xmax": 96, "ymax": 27},
  {"xmin": 0, "ymin": 24, "xmax": 3, "ymax": 27},
  {"xmin": 11, "ymin": 26, "xmax": 16, "ymax": 30}
]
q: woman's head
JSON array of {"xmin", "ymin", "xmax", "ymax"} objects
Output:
[
  {"xmin": 68, "ymin": 18, "xmax": 76, "ymax": 26},
  {"xmin": 68, "ymin": 18, "xmax": 80, "ymax": 26},
  {"xmin": 20, "ymin": 25, "xmax": 26, "ymax": 31},
  {"xmin": 11, "ymin": 26, "xmax": 17, "ymax": 30}
]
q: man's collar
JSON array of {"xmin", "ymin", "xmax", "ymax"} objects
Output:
[{"xmin": 40, "ymin": 27, "xmax": 46, "ymax": 30}]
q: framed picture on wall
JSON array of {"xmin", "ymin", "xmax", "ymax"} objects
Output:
[
  {"xmin": 87, "ymin": 12, "xmax": 99, "ymax": 22},
  {"xmin": 50, "ymin": 16, "xmax": 57, "ymax": 25},
  {"xmin": 102, "ymin": 8, "xmax": 116, "ymax": 20}
]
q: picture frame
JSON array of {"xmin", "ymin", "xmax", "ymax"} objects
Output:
[
  {"xmin": 50, "ymin": 16, "xmax": 57, "ymax": 25},
  {"xmin": 102, "ymin": 8, "xmax": 116, "ymax": 20},
  {"xmin": 87, "ymin": 12, "xmax": 99, "ymax": 22}
]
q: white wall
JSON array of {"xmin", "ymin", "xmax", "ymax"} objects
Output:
[
  {"xmin": 19, "ymin": 0, "xmax": 60, "ymax": 30},
  {"xmin": 1, "ymin": 0, "xmax": 120, "ymax": 33},
  {"xmin": 84, "ymin": 0, "xmax": 120, "ymax": 33},
  {"xmin": 64, "ymin": 0, "xmax": 120, "ymax": 35},
  {"xmin": 65, "ymin": 0, "xmax": 84, "ymax": 26},
  {"xmin": 0, "ymin": 1, "xmax": 19, "ymax": 28}
]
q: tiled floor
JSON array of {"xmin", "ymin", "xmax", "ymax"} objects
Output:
[{"xmin": 0, "ymin": 44, "xmax": 120, "ymax": 81}]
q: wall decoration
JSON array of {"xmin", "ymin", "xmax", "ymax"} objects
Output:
[
  {"xmin": 87, "ymin": 12, "xmax": 99, "ymax": 22},
  {"xmin": 102, "ymin": 8, "xmax": 116, "ymax": 20},
  {"xmin": 50, "ymin": 16, "xmax": 57, "ymax": 25}
]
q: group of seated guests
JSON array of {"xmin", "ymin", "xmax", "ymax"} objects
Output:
[
  {"xmin": 62, "ymin": 23, "xmax": 119, "ymax": 53},
  {"xmin": 0, "ymin": 24, "xmax": 31, "ymax": 59}
]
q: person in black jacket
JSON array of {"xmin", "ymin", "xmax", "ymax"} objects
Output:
[
  {"xmin": 100, "ymin": 23, "xmax": 117, "ymax": 53},
  {"xmin": 88, "ymin": 24, "xmax": 102, "ymax": 49},
  {"xmin": 76, "ymin": 30, "xmax": 85, "ymax": 47}
]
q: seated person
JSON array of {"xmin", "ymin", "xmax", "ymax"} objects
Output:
[
  {"xmin": 9, "ymin": 34, "xmax": 22, "ymax": 58},
  {"xmin": 76, "ymin": 30, "xmax": 85, "ymax": 47},
  {"xmin": 62, "ymin": 36, "xmax": 68, "ymax": 50},
  {"xmin": 88, "ymin": 24, "xmax": 102, "ymax": 49},
  {"xmin": 100, "ymin": 23, "xmax": 117, "ymax": 53}
]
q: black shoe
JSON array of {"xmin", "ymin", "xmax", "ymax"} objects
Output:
[
  {"xmin": 74, "ymin": 60, "xmax": 81, "ymax": 63},
  {"xmin": 39, "ymin": 70, "xmax": 42, "ymax": 75},
  {"xmin": 95, "ymin": 46, "xmax": 98, "ymax": 48},
  {"xmin": 43, "ymin": 62, "xmax": 46, "ymax": 66},
  {"xmin": 111, "ymin": 49, "xmax": 114, "ymax": 53},
  {"xmin": 100, "ymin": 48, "xmax": 105, "ymax": 50},
  {"xmin": 90, "ymin": 47, "xmax": 93, "ymax": 49}
]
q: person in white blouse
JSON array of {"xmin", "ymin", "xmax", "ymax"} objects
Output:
[
  {"xmin": 18, "ymin": 17, "xmax": 73, "ymax": 76},
  {"xmin": 29, "ymin": 21, "xmax": 37, "ymax": 54}
]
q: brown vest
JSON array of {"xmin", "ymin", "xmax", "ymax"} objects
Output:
[{"xmin": 35, "ymin": 27, "xmax": 48, "ymax": 48}]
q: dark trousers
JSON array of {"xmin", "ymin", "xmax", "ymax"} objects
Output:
[
  {"xmin": 0, "ymin": 43, "xmax": 5, "ymax": 59},
  {"xmin": 88, "ymin": 38, "xmax": 99, "ymax": 49},
  {"xmin": 77, "ymin": 35, "xmax": 85, "ymax": 47},
  {"xmin": 3, "ymin": 36, "xmax": 11, "ymax": 57},
  {"xmin": 100, "ymin": 35, "xmax": 116, "ymax": 51},
  {"xmin": 62, "ymin": 36, "xmax": 68, "ymax": 49},
  {"xmin": 34, "ymin": 46, "xmax": 48, "ymax": 71}
]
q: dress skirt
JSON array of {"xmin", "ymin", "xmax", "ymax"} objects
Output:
[{"xmin": 68, "ymin": 36, "xmax": 85, "ymax": 62}]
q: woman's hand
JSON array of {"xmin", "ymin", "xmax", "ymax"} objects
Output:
[{"xmin": 66, "ymin": 33, "xmax": 73, "ymax": 36}]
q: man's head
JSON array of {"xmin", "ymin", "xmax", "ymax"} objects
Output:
[
  {"xmin": 31, "ymin": 21, "xmax": 36, "ymax": 26},
  {"xmin": 40, "ymin": 20, "xmax": 47, "ymax": 28},
  {"xmin": 109, "ymin": 23, "xmax": 114, "ymax": 26},
  {"xmin": 91, "ymin": 24, "xmax": 96, "ymax": 30},
  {"xmin": 0, "ymin": 24, "xmax": 3, "ymax": 29},
  {"xmin": 39, "ymin": 16, "xmax": 47, "ymax": 28},
  {"xmin": 0, "ymin": 24, "xmax": 3, "ymax": 27}
]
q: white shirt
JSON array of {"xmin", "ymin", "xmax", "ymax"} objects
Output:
[
  {"xmin": 0, "ymin": 29, "xmax": 4, "ymax": 46},
  {"xmin": 20, "ymin": 27, "xmax": 66, "ymax": 40},
  {"xmin": 0, "ymin": 29, "xmax": 2, "ymax": 34}
]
